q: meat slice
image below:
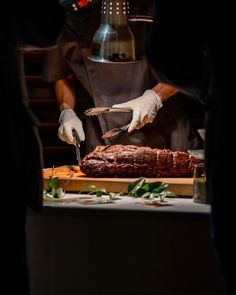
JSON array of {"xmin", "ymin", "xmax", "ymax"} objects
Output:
[
  {"xmin": 154, "ymin": 149, "xmax": 173, "ymax": 177},
  {"xmin": 80, "ymin": 144, "xmax": 201, "ymax": 177}
]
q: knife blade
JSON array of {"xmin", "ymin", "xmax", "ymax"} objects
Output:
[
  {"xmin": 84, "ymin": 107, "xmax": 132, "ymax": 116},
  {"xmin": 72, "ymin": 130, "xmax": 81, "ymax": 165}
]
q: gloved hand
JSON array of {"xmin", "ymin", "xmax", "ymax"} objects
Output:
[
  {"xmin": 112, "ymin": 89, "xmax": 163, "ymax": 132},
  {"xmin": 58, "ymin": 109, "xmax": 85, "ymax": 144}
]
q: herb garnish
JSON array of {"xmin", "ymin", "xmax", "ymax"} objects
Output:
[
  {"xmin": 43, "ymin": 176, "xmax": 177, "ymax": 202},
  {"xmin": 128, "ymin": 177, "xmax": 177, "ymax": 201},
  {"xmin": 43, "ymin": 177, "xmax": 65, "ymax": 199}
]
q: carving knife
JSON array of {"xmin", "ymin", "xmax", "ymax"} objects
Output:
[{"xmin": 72, "ymin": 130, "xmax": 81, "ymax": 165}]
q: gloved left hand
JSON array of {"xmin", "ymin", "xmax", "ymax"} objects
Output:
[{"xmin": 112, "ymin": 89, "xmax": 163, "ymax": 132}]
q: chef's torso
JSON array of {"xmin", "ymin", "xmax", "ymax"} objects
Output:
[{"xmin": 43, "ymin": 0, "xmax": 202, "ymax": 153}]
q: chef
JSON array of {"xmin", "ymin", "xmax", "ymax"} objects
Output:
[{"xmin": 43, "ymin": 0, "xmax": 203, "ymax": 154}]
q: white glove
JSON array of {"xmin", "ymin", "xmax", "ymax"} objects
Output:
[
  {"xmin": 58, "ymin": 109, "xmax": 85, "ymax": 144},
  {"xmin": 112, "ymin": 90, "xmax": 163, "ymax": 132}
]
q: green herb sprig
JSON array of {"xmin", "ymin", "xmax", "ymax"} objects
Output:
[
  {"xmin": 128, "ymin": 177, "xmax": 177, "ymax": 201},
  {"xmin": 43, "ymin": 177, "xmax": 65, "ymax": 199},
  {"xmin": 79, "ymin": 185, "xmax": 122, "ymax": 200}
]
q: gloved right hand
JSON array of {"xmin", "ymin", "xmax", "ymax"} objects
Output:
[
  {"xmin": 112, "ymin": 89, "xmax": 163, "ymax": 132},
  {"xmin": 58, "ymin": 109, "xmax": 85, "ymax": 144}
]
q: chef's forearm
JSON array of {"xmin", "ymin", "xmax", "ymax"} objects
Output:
[
  {"xmin": 55, "ymin": 78, "xmax": 77, "ymax": 111},
  {"xmin": 152, "ymin": 82, "xmax": 180, "ymax": 102}
]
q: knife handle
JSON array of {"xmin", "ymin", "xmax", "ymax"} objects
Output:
[{"xmin": 72, "ymin": 129, "xmax": 81, "ymax": 146}]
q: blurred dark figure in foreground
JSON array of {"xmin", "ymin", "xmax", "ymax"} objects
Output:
[
  {"xmin": 145, "ymin": 1, "xmax": 234, "ymax": 294},
  {"xmin": 1, "ymin": 2, "xmax": 64, "ymax": 293}
]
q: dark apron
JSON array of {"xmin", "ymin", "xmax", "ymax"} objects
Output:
[{"xmin": 68, "ymin": 57, "xmax": 201, "ymax": 153}]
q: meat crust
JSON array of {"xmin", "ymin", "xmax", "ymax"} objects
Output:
[{"xmin": 80, "ymin": 145, "xmax": 201, "ymax": 177}]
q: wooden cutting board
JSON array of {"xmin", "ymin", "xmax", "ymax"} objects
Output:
[{"xmin": 43, "ymin": 166, "xmax": 194, "ymax": 197}]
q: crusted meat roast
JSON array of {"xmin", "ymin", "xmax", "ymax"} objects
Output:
[{"xmin": 80, "ymin": 145, "xmax": 201, "ymax": 177}]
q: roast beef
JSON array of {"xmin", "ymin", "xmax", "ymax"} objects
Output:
[{"xmin": 80, "ymin": 145, "xmax": 201, "ymax": 177}]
